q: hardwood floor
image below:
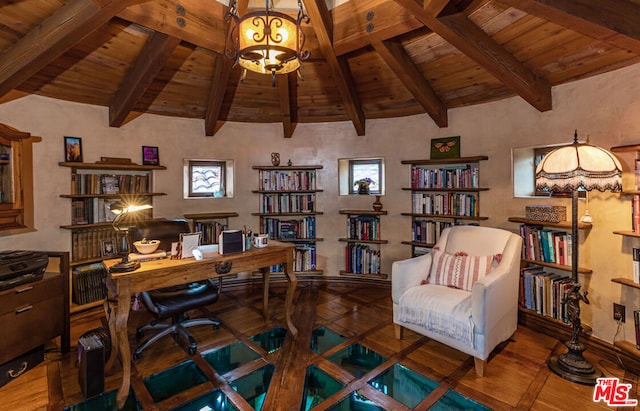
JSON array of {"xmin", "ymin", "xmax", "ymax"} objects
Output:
[{"xmin": 1, "ymin": 281, "xmax": 637, "ymax": 410}]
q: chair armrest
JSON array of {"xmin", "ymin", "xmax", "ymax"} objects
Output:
[
  {"xmin": 471, "ymin": 235, "xmax": 522, "ymax": 332},
  {"xmin": 391, "ymin": 253, "xmax": 432, "ymax": 304}
]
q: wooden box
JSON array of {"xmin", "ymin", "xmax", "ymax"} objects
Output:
[{"xmin": 525, "ymin": 205, "xmax": 567, "ymax": 223}]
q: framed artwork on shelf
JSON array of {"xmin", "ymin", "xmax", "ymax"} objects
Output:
[
  {"xmin": 64, "ymin": 136, "xmax": 83, "ymax": 162},
  {"xmin": 430, "ymin": 136, "xmax": 460, "ymax": 159},
  {"xmin": 179, "ymin": 232, "xmax": 201, "ymax": 259},
  {"xmin": 142, "ymin": 146, "xmax": 159, "ymax": 165},
  {"xmin": 101, "ymin": 239, "xmax": 118, "ymax": 258}
]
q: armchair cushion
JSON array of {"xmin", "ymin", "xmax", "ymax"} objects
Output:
[{"xmin": 425, "ymin": 248, "xmax": 494, "ymax": 291}]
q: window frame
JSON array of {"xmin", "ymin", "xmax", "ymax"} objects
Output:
[
  {"xmin": 348, "ymin": 158, "xmax": 383, "ymax": 195},
  {"xmin": 184, "ymin": 159, "xmax": 234, "ymax": 199}
]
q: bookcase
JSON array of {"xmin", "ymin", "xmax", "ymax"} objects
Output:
[
  {"xmin": 252, "ymin": 165, "xmax": 323, "ymax": 275},
  {"xmin": 400, "ymin": 156, "xmax": 489, "ymax": 256},
  {"xmin": 338, "ymin": 209, "xmax": 388, "ymax": 279},
  {"xmin": 184, "ymin": 212, "xmax": 239, "ymax": 245},
  {"xmin": 59, "ymin": 161, "xmax": 166, "ymax": 312},
  {"xmin": 508, "ymin": 216, "xmax": 592, "ymax": 328}
]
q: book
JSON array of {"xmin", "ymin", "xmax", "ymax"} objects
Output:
[
  {"xmin": 634, "ymin": 309, "xmax": 640, "ymax": 349},
  {"xmin": 633, "ymin": 248, "xmax": 640, "ymax": 283}
]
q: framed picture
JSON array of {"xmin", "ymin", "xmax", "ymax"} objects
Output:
[
  {"xmin": 101, "ymin": 239, "xmax": 118, "ymax": 258},
  {"xmin": 179, "ymin": 232, "xmax": 201, "ymax": 259},
  {"xmin": 64, "ymin": 136, "xmax": 83, "ymax": 162},
  {"xmin": 142, "ymin": 146, "xmax": 159, "ymax": 166},
  {"xmin": 430, "ymin": 136, "xmax": 460, "ymax": 159}
]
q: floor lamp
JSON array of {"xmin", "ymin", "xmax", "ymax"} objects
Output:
[
  {"xmin": 109, "ymin": 202, "xmax": 152, "ymax": 273},
  {"xmin": 535, "ymin": 131, "xmax": 622, "ymax": 385}
]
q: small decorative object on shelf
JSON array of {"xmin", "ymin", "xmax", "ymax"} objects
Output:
[
  {"xmin": 355, "ymin": 178, "xmax": 373, "ymax": 195},
  {"xmin": 287, "ymin": 159, "xmax": 292, "ymax": 166},
  {"xmin": 271, "ymin": 152, "xmax": 280, "ymax": 166},
  {"xmin": 372, "ymin": 195, "xmax": 383, "ymax": 211}
]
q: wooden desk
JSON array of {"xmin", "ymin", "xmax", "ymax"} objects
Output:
[{"xmin": 103, "ymin": 241, "xmax": 297, "ymax": 409}]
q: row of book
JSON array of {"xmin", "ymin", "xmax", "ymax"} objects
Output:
[
  {"xmin": 259, "ymin": 193, "xmax": 316, "ymax": 213},
  {"xmin": 72, "ymin": 262, "xmax": 108, "ymax": 306},
  {"xmin": 346, "ymin": 215, "xmax": 381, "ymax": 241},
  {"xmin": 71, "ymin": 198, "xmax": 122, "ymax": 225},
  {"xmin": 518, "ymin": 224, "xmax": 573, "ymax": 265},
  {"xmin": 411, "ymin": 219, "xmax": 454, "ymax": 244},
  {"xmin": 410, "ymin": 165, "xmax": 479, "ymax": 189},
  {"xmin": 193, "ymin": 221, "xmax": 228, "ymax": 245},
  {"xmin": 72, "ymin": 227, "xmax": 119, "ymax": 261},
  {"xmin": 269, "ymin": 244, "xmax": 317, "ymax": 272},
  {"xmin": 411, "ymin": 192, "xmax": 479, "ymax": 217},
  {"xmin": 258, "ymin": 170, "xmax": 317, "ymax": 191},
  {"xmin": 71, "ymin": 172, "xmax": 151, "ymax": 195},
  {"xmin": 344, "ymin": 244, "xmax": 381, "ymax": 274},
  {"xmin": 261, "ymin": 216, "xmax": 316, "ymax": 240},
  {"xmin": 519, "ymin": 265, "xmax": 571, "ymax": 322},
  {"xmin": 632, "ymin": 195, "xmax": 640, "ymax": 233}
]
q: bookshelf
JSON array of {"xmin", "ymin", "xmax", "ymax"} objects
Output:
[
  {"xmin": 59, "ymin": 161, "xmax": 166, "ymax": 312},
  {"xmin": 508, "ymin": 216, "xmax": 592, "ymax": 329},
  {"xmin": 252, "ymin": 165, "xmax": 323, "ymax": 275},
  {"xmin": 400, "ymin": 156, "xmax": 489, "ymax": 256},
  {"xmin": 184, "ymin": 212, "xmax": 239, "ymax": 245},
  {"xmin": 338, "ymin": 209, "xmax": 388, "ymax": 280}
]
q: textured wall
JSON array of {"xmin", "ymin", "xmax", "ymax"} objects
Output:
[{"xmin": 0, "ymin": 63, "xmax": 639, "ymax": 345}]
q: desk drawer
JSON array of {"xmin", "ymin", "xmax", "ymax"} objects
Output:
[
  {"xmin": 0, "ymin": 272, "xmax": 62, "ymax": 315},
  {"xmin": 0, "ymin": 294, "xmax": 63, "ymax": 364}
]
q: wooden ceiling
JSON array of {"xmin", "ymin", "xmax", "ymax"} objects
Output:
[{"xmin": 0, "ymin": 0, "xmax": 639, "ymax": 137}]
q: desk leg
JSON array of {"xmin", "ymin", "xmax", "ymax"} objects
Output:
[
  {"xmin": 261, "ymin": 267, "xmax": 270, "ymax": 321},
  {"xmin": 283, "ymin": 256, "xmax": 298, "ymax": 338},
  {"xmin": 114, "ymin": 287, "xmax": 132, "ymax": 409}
]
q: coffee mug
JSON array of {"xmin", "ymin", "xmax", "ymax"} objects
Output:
[{"xmin": 254, "ymin": 234, "xmax": 268, "ymax": 248}]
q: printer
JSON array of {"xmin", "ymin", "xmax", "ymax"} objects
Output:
[{"xmin": 0, "ymin": 250, "xmax": 49, "ymax": 291}]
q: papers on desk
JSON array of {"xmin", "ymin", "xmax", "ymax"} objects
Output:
[
  {"xmin": 128, "ymin": 250, "xmax": 168, "ymax": 262},
  {"xmin": 193, "ymin": 244, "xmax": 219, "ymax": 260}
]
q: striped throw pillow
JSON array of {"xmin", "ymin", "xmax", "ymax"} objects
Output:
[{"xmin": 426, "ymin": 248, "xmax": 494, "ymax": 291}]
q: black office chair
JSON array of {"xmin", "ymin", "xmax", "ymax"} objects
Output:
[{"xmin": 132, "ymin": 219, "xmax": 220, "ymax": 358}]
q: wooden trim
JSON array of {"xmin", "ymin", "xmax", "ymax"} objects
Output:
[
  {"xmin": 183, "ymin": 212, "xmax": 239, "ymax": 219},
  {"xmin": 508, "ymin": 216, "xmax": 592, "ymax": 230},
  {"xmin": 339, "ymin": 209, "xmax": 388, "ymax": 215},
  {"xmin": 611, "ymin": 277, "xmax": 640, "ymax": 289},
  {"xmin": 401, "ymin": 156, "xmax": 488, "ymax": 165},
  {"xmin": 402, "ymin": 187, "xmax": 489, "ymax": 192},
  {"xmin": 338, "ymin": 238, "xmax": 388, "ymax": 244},
  {"xmin": 58, "ymin": 162, "xmax": 166, "ymax": 171},
  {"xmin": 400, "ymin": 213, "xmax": 488, "ymax": 220},
  {"xmin": 251, "ymin": 165, "xmax": 323, "ymax": 170}
]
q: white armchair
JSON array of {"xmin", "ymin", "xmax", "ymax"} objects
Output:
[{"xmin": 392, "ymin": 225, "xmax": 522, "ymax": 377}]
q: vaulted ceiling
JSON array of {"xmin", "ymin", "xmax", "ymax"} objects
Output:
[{"xmin": 0, "ymin": 0, "xmax": 639, "ymax": 137}]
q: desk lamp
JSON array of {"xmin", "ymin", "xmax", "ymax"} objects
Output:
[
  {"xmin": 109, "ymin": 202, "xmax": 152, "ymax": 273},
  {"xmin": 535, "ymin": 130, "xmax": 622, "ymax": 385}
]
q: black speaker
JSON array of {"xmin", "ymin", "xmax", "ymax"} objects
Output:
[
  {"xmin": 78, "ymin": 334, "xmax": 104, "ymax": 399},
  {"xmin": 218, "ymin": 230, "xmax": 245, "ymax": 255}
]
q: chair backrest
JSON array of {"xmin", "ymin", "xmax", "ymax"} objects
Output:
[
  {"xmin": 437, "ymin": 225, "xmax": 515, "ymax": 257},
  {"xmin": 133, "ymin": 219, "xmax": 191, "ymax": 252}
]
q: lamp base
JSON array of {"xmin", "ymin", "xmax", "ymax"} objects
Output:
[
  {"xmin": 109, "ymin": 260, "xmax": 140, "ymax": 273},
  {"xmin": 547, "ymin": 340, "xmax": 603, "ymax": 385}
]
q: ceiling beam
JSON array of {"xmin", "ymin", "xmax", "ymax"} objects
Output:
[
  {"xmin": 331, "ymin": 0, "xmax": 424, "ymax": 57},
  {"xmin": 423, "ymin": 0, "xmax": 449, "ymax": 15},
  {"xmin": 394, "ymin": 0, "xmax": 552, "ymax": 112},
  {"xmin": 109, "ymin": 32, "xmax": 181, "ymax": 127},
  {"xmin": 118, "ymin": 0, "xmax": 228, "ymax": 54},
  {"xmin": 0, "ymin": 0, "xmax": 146, "ymax": 99},
  {"xmin": 204, "ymin": 0, "xmax": 248, "ymax": 136},
  {"xmin": 277, "ymin": 73, "xmax": 298, "ymax": 138},
  {"xmin": 372, "ymin": 39, "xmax": 448, "ymax": 127},
  {"xmin": 303, "ymin": 0, "xmax": 366, "ymax": 136},
  {"xmin": 497, "ymin": 0, "xmax": 640, "ymax": 55}
]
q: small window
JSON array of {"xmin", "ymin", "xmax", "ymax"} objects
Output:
[
  {"xmin": 184, "ymin": 159, "xmax": 234, "ymax": 198},
  {"xmin": 338, "ymin": 157, "xmax": 385, "ymax": 195}
]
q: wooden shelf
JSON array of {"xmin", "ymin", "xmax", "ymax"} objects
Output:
[
  {"xmin": 252, "ymin": 189, "xmax": 323, "ymax": 194},
  {"xmin": 339, "ymin": 270, "xmax": 388, "ymax": 280},
  {"xmin": 614, "ymin": 341, "xmax": 640, "ymax": 358},
  {"xmin": 400, "ymin": 156, "xmax": 488, "ymax": 165},
  {"xmin": 183, "ymin": 212, "xmax": 239, "ymax": 220},
  {"xmin": 401, "ymin": 240, "xmax": 436, "ymax": 247},
  {"xmin": 60, "ymin": 222, "xmax": 113, "ymax": 230},
  {"xmin": 611, "ymin": 144, "xmax": 640, "ymax": 153},
  {"xmin": 60, "ymin": 192, "xmax": 166, "ymax": 199},
  {"xmin": 275, "ymin": 237, "xmax": 323, "ymax": 242},
  {"xmin": 59, "ymin": 161, "xmax": 166, "ymax": 171},
  {"xmin": 508, "ymin": 216, "xmax": 592, "ymax": 230},
  {"xmin": 251, "ymin": 165, "xmax": 323, "ymax": 170},
  {"xmin": 521, "ymin": 258, "xmax": 592, "ymax": 274},
  {"xmin": 402, "ymin": 187, "xmax": 489, "ymax": 192},
  {"xmin": 613, "ymin": 230, "xmax": 640, "ymax": 238},
  {"xmin": 518, "ymin": 306, "xmax": 592, "ymax": 334},
  {"xmin": 70, "ymin": 299, "xmax": 104, "ymax": 314},
  {"xmin": 339, "ymin": 209, "xmax": 388, "ymax": 215},
  {"xmin": 339, "ymin": 238, "xmax": 388, "ymax": 244},
  {"xmin": 611, "ymin": 277, "xmax": 640, "ymax": 289},
  {"xmin": 252, "ymin": 211, "xmax": 323, "ymax": 216},
  {"xmin": 401, "ymin": 212, "xmax": 488, "ymax": 221}
]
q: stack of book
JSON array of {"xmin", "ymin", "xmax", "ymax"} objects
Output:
[
  {"xmin": 72, "ymin": 262, "xmax": 108, "ymax": 305},
  {"xmin": 518, "ymin": 224, "xmax": 572, "ymax": 265}
]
